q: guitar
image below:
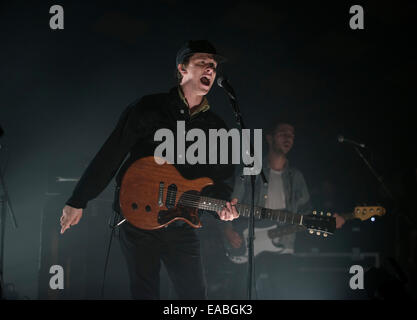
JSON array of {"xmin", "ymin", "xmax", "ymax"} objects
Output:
[
  {"xmin": 339, "ymin": 206, "xmax": 386, "ymax": 221},
  {"xmin": 224, "ymin": 206, "xmax": 386, "ymax": 264},
  {"xmin": 119, "ymin": 156, "xmax": 336, "ymax": 236}
]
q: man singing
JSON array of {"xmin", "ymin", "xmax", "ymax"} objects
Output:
[{"xmin": 60, "ymin": 40, "xmax": 239, "ymax": 299}]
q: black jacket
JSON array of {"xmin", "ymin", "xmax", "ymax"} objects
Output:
[{"xmin": 66, "ymin": 87, "xmax": 235, "ymax": 211}]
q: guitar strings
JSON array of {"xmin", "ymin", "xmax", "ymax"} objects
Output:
[
  {"xmin": 160, "ymin": 188, "xmax": 227, "ymax": 208},
  {"xmin": 160, "ymin": 187, "xmax": 250, "ymax": 209},
  {"xmin": 159, "ymin": 189, "xmax": 295, "ymax": 221},
  {"xmin": 164, "ymin": 190, "xmax": 254, "ymax": 212},
  {"xmin": 173, "ymin": 192, "xmax": 319, "ymax": 222}
]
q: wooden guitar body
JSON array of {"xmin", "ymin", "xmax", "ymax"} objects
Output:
[{"xmin": 119, "ymin": 156, "xmax": 213, "ymax": 230}]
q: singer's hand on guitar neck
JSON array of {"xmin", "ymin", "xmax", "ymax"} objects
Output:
[
  {"xmin": 60, "ymin": 205, "xmax": 83, "ymax": 234},
  {"xmin": 218, "ymin": 198, "xmax": 239, "ymax": 221}
]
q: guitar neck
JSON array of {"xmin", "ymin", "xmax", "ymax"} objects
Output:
[
  {"xmin": 268, "ymin": 224, "xmax": 305, "ymax": 238},
  {"xmin": 197, "ymin": 196, "xmax": 303, "ymax": 226},
  {"xmin": 331, "ymin": 206, "xmax": 386, "ymax": 222}
]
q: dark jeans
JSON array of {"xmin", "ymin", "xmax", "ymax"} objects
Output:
[{"xmin": 119, "ymin": 220, "xmax": 207, "ymax": 300}]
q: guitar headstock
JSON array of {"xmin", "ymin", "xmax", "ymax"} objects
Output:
[
  {"xmin": 352, "ymin": 206, "xmax": 386, "ymax": 221},
  {"xmin": 303, "ymin": 210, "xmax": 336, "ymax": 238}
]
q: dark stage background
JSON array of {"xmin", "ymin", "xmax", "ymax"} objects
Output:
[{"xmin": 0, "ymin": 0, "xmax": 416, "ymax": 299}]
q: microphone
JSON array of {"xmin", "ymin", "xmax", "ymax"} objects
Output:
[
  {"xmin": 338, "ymin": 135, "xmax": 366, "ymax": 148},
  {"xmin": 217, "ymin": 76, "xmax": 236, "ymax": 100}
]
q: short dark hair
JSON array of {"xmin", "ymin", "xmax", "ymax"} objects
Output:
[
  {"xmin": 263, "ymin": 118, "xmax": 296, "ymax": 153},
  {"xmin": 265, "ymin": 118, "xmax": 295, "ymax": 136}
]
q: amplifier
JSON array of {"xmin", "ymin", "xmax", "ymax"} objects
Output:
[{"xmin": 253, "ymin": 250, "xmax": 379, "ymax": 299}]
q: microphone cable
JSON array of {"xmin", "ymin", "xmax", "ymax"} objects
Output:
[{"xmin": 100, "ymin": 207, "xmax": 123, "ymax": 299}]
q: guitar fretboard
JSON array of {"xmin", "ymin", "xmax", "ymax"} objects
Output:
[{"xmin": 197, "ymin": 196, "xmax": 303, "ymax": 226}]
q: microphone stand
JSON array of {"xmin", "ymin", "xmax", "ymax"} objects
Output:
[
  {"xmin": 353, "ymin": 146, "xmax": 394, "ymax": 200},
  {"xmin": 0, "ymin": 144, "xmax": 18, "ymax": 300},
  {"xmin": 351, "ymin": 145, "xmax": 416, "ymax": 261},
  {"xmin": 220, "ymin": 86, "xmax": 267, "ymax": 300}
]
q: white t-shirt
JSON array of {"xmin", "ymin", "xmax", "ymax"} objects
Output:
[
  {"xmin": 265, "ymin": 168, "xmax": 286, "ymax": 210},
  {"xmin": 264, "ymin": 168, "xmax": 294, "ymax": 254}
]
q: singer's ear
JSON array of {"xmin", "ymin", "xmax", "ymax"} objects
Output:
[{"xmin": 177, "ymin": 63, "xmax": 187, "ymax": 74}]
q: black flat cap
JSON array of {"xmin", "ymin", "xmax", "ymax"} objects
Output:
[{"xmin": 176, "ymin": 40, "xmax": 226, "ymax": 66}]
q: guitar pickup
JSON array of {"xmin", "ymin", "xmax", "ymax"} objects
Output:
[
  {"xmin": 166, "ymin": 184, "xmax": 178, "ymax": 209},
  {"xmin": 158, "ymin": 182, "xmax": 164, "ymax": 207}
]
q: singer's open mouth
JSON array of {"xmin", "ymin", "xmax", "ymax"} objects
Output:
[{"xmin": 200, "ymin": 76, "xmax": 210, "ymax": 86}]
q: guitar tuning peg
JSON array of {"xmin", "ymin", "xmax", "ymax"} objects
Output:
[
  {"xmin": 323, "ymin": 233, "xmax": 328, "ymax": 238},
  {"xmin": 320, "ymin": 211, "xmax": 323, "ymax": 216},
  {"xmin": 327, "ymin": 212, "xmax": 331, "ymax": 217},
  {"xmin": 313, "ymin": 211, "xmax": 317, "ymax": 215},
  {"xmin": 316, "ymin": 231, "xmax": 321, "ymax": 236},
  {"xmin": 309, "ymin": 229, "xmax": 314, "ymax": 234}
]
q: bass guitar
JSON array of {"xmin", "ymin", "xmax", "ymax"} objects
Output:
[{"xmin": 224, "ymin": 206, "xmax": 386, "ymax": 264}]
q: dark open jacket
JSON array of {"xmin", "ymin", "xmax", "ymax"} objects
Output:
[{"xmin": 66, "ymin": 87, "xmax": 235, "ymax": 212}]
